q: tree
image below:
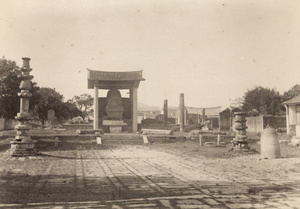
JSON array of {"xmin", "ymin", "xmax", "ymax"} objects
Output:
[
  {"xmin": 282, "ymin": 84, "xmax": 300, "ymax": 102},
  {"xmin": 70, "ymin": 94, "xmax": 93, "ymax": 119},
  {"xmin": 59, "ymin": 101, "xmax": 82, "ymax": 121},
  {"xmin": 0, "ymin": 57, "xmax": 21, "ymax": 118},
  {"xmin": 35, "ymin": 87, "xmax": 65, "ymax": 124},
  {"xmin": 242, "ymin": 86, "xmax": 282, "ymax": 115},
  {"xmin": 229, "ymin": 97, "xmax": 244, "ymax": 110}
]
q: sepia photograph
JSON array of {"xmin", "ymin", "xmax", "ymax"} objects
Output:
[{"xmin": 0, "ymin": 0, "xmax": 300, "ymax": 208}]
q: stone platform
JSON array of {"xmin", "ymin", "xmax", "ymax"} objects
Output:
[
  {"xmin": 10, "ymin": 139, "xmax": 37, "ymax": 157},
  {"xmin": 102, "ymin": 120, "xmax": 127, "ymax": 133}
]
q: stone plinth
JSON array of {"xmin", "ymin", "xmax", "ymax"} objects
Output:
[
  {"xmin": 103, "ymin": 120, "xmax": 127, "ymax": 133},
  {"xmin": 10, "ymin": 140, "xmax": 37, "ymax": 157}
]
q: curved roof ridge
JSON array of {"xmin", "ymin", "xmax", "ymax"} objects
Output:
[
  {"xmin": 87, "ymin": 69, "xmax": 145, "ymax": 81},
  {"xmin": 87, "ymin": 68, "xmax": 143, "ymax": 73}
]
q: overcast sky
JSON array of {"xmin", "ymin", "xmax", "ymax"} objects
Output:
[{"xmin": 1, "ymin": 0, "xmax": 299, "ymax": 109}]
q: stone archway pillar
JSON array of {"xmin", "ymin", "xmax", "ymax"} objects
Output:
[
  {"xmin": 132, "ymin": 87, "xmax": 138, "ymax": 133},
  {"xmin": 93, "ymin": 83, "xmax": 99, "ymax": 129},
  {"xmin": 285, "ymin": 105, "xmax": 290, "ymax": 136}
]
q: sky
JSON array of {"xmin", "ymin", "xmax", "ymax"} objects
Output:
[{"xmin": 1, "ymin": 0, "xmax": 299, "ymax": 109}]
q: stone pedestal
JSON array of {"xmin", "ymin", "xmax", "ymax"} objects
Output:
[
  {"xmin": 10, "ymin": 139, "xmax": 36, "ymax": 157},
  {"xmin": 106, "ymin": 110, "xmax": 124, "ymax": 120},
  {"xmin": 103, "ymin": 120, "xmax": 127, "ymax": 133}
]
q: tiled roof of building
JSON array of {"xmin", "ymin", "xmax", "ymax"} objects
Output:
[
  {"xmin": 87, "ymin": 69, "xmax": 145, "ymax": 81},
  {"xmin": 186, "ymin": 106, "xmax": 221, "ymax": 116},
  {"xmin": 283, "ymin": 95, "xmax": 300, "ymax": 105}
]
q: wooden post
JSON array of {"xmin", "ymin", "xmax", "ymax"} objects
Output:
[
  {"xmin": 199, "ymin": 134, "xmax": 202, "ymax": 146},
  {"xmin": 54, "ymin": 137, "xmax": 59, "ymax": 147},
  {"xmin": 93, "ymin": 83, "xmax": 99, "ymax": 130},
  {"xmin": 202, "ymin": 108, "xmax": 205, "ymax": 122},
  {"xmin": 217, "ymin": 134, "xmax": 220, "ymax": 146},
  {"xmin": 179, "ymin": 93, "xmax": 185, "ymax": 132},
  {"xmin": 164, "ymin": 99, "xmax": 168, "ymax": 127}
]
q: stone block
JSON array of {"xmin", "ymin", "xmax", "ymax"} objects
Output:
[
  {"xmin": 141, "ymin": 129, "xmax": 173, "ymax": 135},
  {"xmin": 102, "ymin": 120, "xmax": 127, "ymax": 126},
  {"xmin": 109, "ymin": 126, "xmax": 122, "ymax": 133}
]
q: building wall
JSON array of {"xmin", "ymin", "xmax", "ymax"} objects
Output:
[
  {"xmin": 289, "ymin": 105, "xmax": 297, "ymax": 125},
  {"xmin": 297, "ymin": 105, "xmax": 300, "ymax": 124},
  {"xmin": 233, "ymin": 115, "xmax": 286, "ymax": 134},
  {"xmin": 246, "ymin": 116, "xmax": 263, "ymax": 133},
  {"xmin": 263, "ymin": 116, "xmax": 286, "ymax": 129}
]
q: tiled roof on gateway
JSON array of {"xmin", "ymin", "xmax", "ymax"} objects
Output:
[
  {"xmin": 283, "ymin": 95, "xmax": 300, "ymax": 105},
  {"xmin": 87, "ymin": 69, "xmax": 145, "ymax": 81}
]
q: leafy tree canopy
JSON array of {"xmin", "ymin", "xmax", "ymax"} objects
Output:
[
  {"xmin": 282, "ymin": 84, "xmax": 300, "ymax": 102},
  {"xmin": 0, "ymin": 57, "xmax": 21, "ymax": 118},
  {"xmin": 35, "ymin": 87, "xmax": 64, "ymax": 123},
  {"xmin": 70, "ymin": 93, "xmax": 93, "ymax": 118},
  {"xmin": 241, "ymin": 86, "xmax": 283, "ymax": 116}
]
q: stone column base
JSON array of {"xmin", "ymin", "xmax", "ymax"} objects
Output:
[
  {"xmin": 231, "ymin": 140, "xmax": 249, "ymax": 150},
  {"xmin": 10, "ymin": 140, "xmax": 38, "ymax": 157}
]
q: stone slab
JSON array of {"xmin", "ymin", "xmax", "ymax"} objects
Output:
[
  {"xmin": 109, "ymin": 126, "xmax": 122, "ymax": 133},
  {"xmin": 102, "ymin": 120, "xmax": 127, "ymax": 126},
  {"xmin": 141, "ymin": 129, "xmax": 173, "ymax": 135}
]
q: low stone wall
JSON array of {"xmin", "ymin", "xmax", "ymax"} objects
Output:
[
  {"xmin": 0, "ymin": 119, "xmax": 42, "ymax": 131},
  {"xmin": 233, "ymin": 115, "xmax": 286, "ymax": 134},
  {"xmin": 4, "ymin": 119, "xmax": 18, "ymax": 130},
  {"xmin": 62, "ymin": 124, "xmax": 93, "ymax": 130}
]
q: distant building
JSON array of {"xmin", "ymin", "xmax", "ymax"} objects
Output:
[
  {"xmin": 137, "ymin": 104, "xmax": 160, "ymax": 124},
  {"xmin": 159, "ymin": 106, "xmax": 222, "ymax": 128}
]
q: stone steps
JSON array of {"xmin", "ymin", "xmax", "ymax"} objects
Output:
[{"xmin": 102, "ymin": 134, "xmax": 143, "ymax": 145}]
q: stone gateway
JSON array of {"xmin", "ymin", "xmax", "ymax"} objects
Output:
[{"xmin": 87, "ymin": 69, "xmax": 145, "ymax": 133}]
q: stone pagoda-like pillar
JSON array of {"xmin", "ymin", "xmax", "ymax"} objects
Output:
[
  {"xmin": 231, "ymin": 112, "xmax": 249, "ymax": 150},
  {"xmin": 10, "ymin": 57, "xmax": 37, "ymax": 157}
]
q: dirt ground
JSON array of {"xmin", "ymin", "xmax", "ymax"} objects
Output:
[{"xmin": 0, "ymin": 133, "xmax": 300, "ymax": 208}]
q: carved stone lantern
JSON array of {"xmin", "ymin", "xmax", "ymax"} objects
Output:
[
  {"xmin": 231, "ymin": 112, "xmax": 249, "ymax": 150},
  {"xmin": 10, "ymin": 58, "xmax": 37, "ymax": 156}
]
